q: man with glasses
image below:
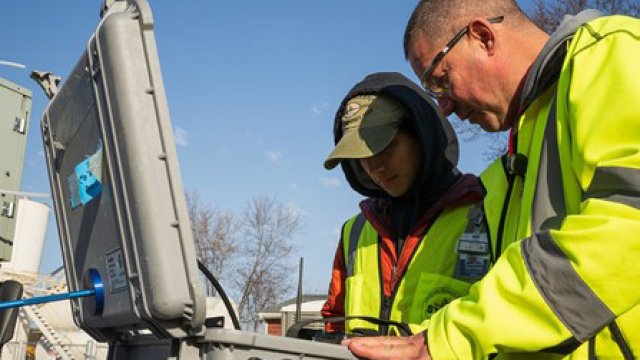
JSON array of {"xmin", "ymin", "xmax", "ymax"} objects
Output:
[{"xmin": 343, "ymin": 0, "xmax": 640, "ymax": 359}]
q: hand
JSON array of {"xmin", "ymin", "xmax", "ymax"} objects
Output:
[{"xmin": 342, "ymin": 333, "xmax": 431, "ymax": 360}]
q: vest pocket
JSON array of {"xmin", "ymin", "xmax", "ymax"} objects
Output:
[{"xmin": 409, "ymin": 273, "xmax": 472, "ymax": 324}]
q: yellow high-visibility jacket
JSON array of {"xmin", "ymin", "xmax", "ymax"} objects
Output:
[{"xmin": 428, "ymin": 14, "xmax": 640, "ymax": 359}]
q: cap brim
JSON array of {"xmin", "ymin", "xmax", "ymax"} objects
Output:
[{"xmin": 323, "ymin": 124, "xmax": 398, "ymax": 170}]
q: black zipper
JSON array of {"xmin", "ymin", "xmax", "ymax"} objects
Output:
[
  {"xmin": 495, "ymin": 155, "xmax": 516, "ymax": 260},
  {"xmin": 376, "ymin": 237, "xmax": 388, "ymax": 334},
  {"xmin": 378, "ymin": 222, "xmax": 433, "ymax": 335},
  {"xmin": 378, "ymin": 295, "xmax": 393, "ymax": 335}
]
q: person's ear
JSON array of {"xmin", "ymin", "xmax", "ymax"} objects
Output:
[{"xmin": 468, "ymin": 18, "xmax": 496, "ymax": 55}]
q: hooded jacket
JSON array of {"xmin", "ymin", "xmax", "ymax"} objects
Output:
[
  {"xmin": 322, "ymin": 72, "xmax": 485, "ymax": 333},
  {"xmin": 336, "ymin": 72, "xmax": 462, "ymax": 238}
]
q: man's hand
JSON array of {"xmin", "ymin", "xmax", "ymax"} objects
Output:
[{"xmin": 342, "ymin": 332, "xmax": 431, "ymax": 360}]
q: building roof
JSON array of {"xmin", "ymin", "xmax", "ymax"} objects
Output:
[{"xmin": 260, "ymin": 294, "xmax": 327, "ymax": 314}]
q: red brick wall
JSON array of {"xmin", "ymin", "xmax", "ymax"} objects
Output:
[{"xmin": 266, "ymin": 319, "xmax": 282, "ymax": 336}]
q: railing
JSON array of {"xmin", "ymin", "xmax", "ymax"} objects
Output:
[
  {"xmin": 0, "ymin": 268, "xmax": 73, "ymax": 359},
  {"xmin": 22, "ymin": 305, "xmax": 75, "ymax": 360},
  {"xmin": 0, "ymin": 268, "xmax": 112, "ymax": 359},
  {"xmin": 0, "ymin": 268, "xmax": 68, "ymax": 296}
]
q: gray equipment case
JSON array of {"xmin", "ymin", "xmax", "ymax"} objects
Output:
[
  {"xmin": 41, "ymin": 0, "xmax": 206, "ymax": 341},
  {"xmin": 41, "ymin": 0, "xmax": 356, "ymax": 358},
  {"xmin": 108, "ymin": 329, "xmax": 356, "ymax": 360}
]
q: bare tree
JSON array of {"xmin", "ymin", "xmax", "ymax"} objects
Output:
[
  {"xmin": 530, "ymin": 0, "xmax": 640, "ymax": 34},
  {"xmin": 232, "ymin": 197, "xmax": 303, "ymax": 330},
  {"xmin": 187, "ymin": 193, "xmax": 304, "ymax": 330},
  {"xmin": 450, "ymin": 118, "xmax": 509, "ymax": 163},
  {"xmin": 187, "ymin": 191, "xmax": 238, "ymax": 293}
]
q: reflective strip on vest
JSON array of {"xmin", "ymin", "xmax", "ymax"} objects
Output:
[
  {"xmin": 584, "ymin": 166, "xmax": 640, "ymax": 209},
  {"xmin": 342, "ymin": 205, "xmax": 477, "ymax": 334},
  {"xmin": 345, "ymin": 213, "xmax": 367, "ymax": 278},
  {"xmin": 523, "ymin": 95, "xmax": 614, "ymax": 342}
]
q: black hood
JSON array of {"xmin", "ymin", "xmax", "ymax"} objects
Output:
[{"xmin": 333, "ymin": 72, "xmax": 461, "ymax": 237}]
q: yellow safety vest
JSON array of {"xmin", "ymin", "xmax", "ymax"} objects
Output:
[{"xmin": 342, "ymin": 191, "xmax": 501, "ymax": 335}]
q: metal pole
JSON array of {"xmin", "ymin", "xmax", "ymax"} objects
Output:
[{"xmin": 295, "ymin": 257, "xmax": 303, "ymax": 324}]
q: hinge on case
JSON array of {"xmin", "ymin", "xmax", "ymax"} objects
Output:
[
  {"xmin": 13, "ymin": 117, "xmax": 26, "ymax": 134},
  {"xmin": 30, "ymin": 71, "xmax": 62, "ymax": 99},
  {"xmin": 41, "ymin": 122, "xmax": 50, "ymax": 146},
  {"xmin": 1, "ymin": 202, "xmax": 15, "ymax": 218},
  {"xmin": 100, "ymin": 0, "xmax": 127, "ymax": 19}
]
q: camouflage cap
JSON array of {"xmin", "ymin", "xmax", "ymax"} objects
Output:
[{"xmin": 324, "ymin": 94, "xmax": 407, "ymax": 170}]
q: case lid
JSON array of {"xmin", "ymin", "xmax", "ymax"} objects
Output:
[{"xmin": 40, "ymin": 0, "xmax": 205, "ymax": 341}]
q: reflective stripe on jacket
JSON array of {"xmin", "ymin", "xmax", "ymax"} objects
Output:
[{"xmin": 428, "ymin": 15, "xmax": 640, "ymax": 359}]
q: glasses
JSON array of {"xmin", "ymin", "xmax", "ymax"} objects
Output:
[{"xmin": 420, "ymin": 16, "xmax": 504, "ymax": 98}]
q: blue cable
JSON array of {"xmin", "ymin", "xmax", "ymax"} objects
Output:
[{"xmin": 0, "ymin": 268, "xmax": 104, "ymax": 313}]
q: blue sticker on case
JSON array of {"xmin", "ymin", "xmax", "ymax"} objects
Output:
[
  {"xmin": 68, "ymin": 141, "xmax": 103, "ymax": 209},
  {"xmin": 75, "ymin": 157, "xmax": 102, "ymax": 205}
]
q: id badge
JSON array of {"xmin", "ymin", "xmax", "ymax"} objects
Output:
[
  {"xmin": 454, "ymin": 232, "xmax": 490, "ymax": 281},
  {"xmin": 454, "ymin": 253, "xmax": 490, "ymax": 280}
]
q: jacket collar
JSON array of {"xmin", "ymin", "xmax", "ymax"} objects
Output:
[
  {"xmin": 519, "ymin": 9, "xmax": 604, "ymax": 114},
  {"xmin": 358, "ymin": 174, "xmax": 484, "ymax": 238}
]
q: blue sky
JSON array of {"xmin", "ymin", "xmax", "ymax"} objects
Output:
[{"xmin": 1, "ymin": 1, "xmax": 533, "ymax": 295}]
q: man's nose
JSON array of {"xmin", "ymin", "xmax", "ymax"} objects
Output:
[{"xmin": 437, "ymin": 96, "xmax": 454, "ymax": 117}]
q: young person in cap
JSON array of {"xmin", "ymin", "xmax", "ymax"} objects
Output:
[
  {"xmin": 344, "ymin": 1, "xmax": 640, "ymax": 359},
  {"xmin": 321, "ymin": 72, "xmax": 492, "ymax": 336}
]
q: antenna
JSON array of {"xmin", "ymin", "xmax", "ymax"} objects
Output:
[
  {"xmin": 295, "ymin": 257, "xmax": 303, "ymax": 324},
  {"xmin": 0, "ymin": 61, "xmax": 26, "ymax": 69}
]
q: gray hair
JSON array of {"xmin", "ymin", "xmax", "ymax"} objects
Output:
[{"xmin": 403, "ymin": 0, "xmax": 531, "ymax": 59}]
